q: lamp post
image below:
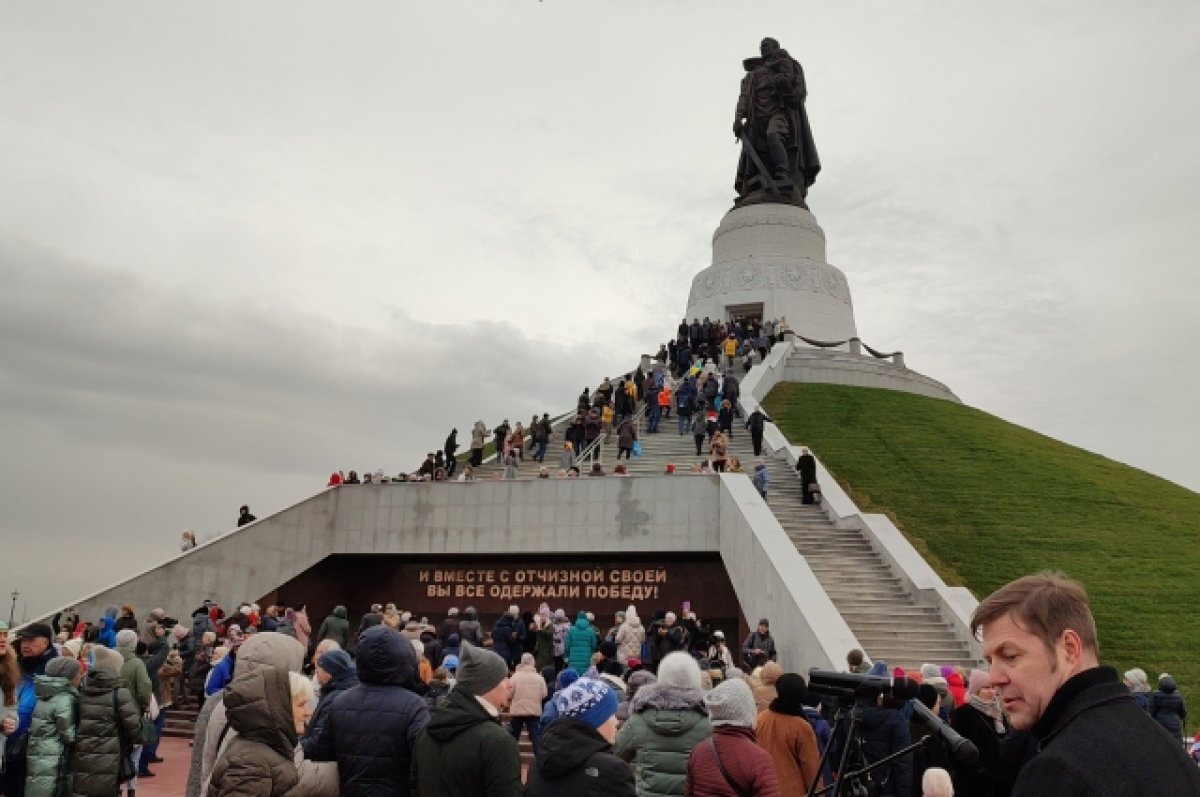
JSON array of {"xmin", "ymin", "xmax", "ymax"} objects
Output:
[{"xmin": 8, "ymin": 590, "xmax": 18, "ymax": 625}]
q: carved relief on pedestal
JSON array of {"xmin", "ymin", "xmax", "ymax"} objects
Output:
[
  {"xmin": 712, "ymin": 210, "xmax": 827, "ymax": 243},
  {"xmin": 687, "ymin": 258, "xmax": 853, "ymax": 308}
]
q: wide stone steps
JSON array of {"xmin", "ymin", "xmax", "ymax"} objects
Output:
[
  {"xmin": 582, "ymin": 407, "xmax": 978, "ymax": 670},
  {"xmin": 458, "ymin": 395, "xmax": 977, "ymax": 669}
]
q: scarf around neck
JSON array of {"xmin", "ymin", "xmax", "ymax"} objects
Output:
[{"xmin": 968, "ymin": 693, "xmax": 1007, "ymax": 733}]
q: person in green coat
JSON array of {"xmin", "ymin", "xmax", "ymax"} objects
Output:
[
  {"xmin": 74, "ymin": 646, "xmax": 142, "ymax": 797},
  {"xmin": 614, "ymin": 652, "xmax": 711, "ymax": 797},
  {"xmin": 25, "ymin": 658, "xmax": 81, "ymax": 797},
  {"xmin": 316, "ymin": 606, "xmax": 350, "ymax": 649},
  {"xmin": 565, "ymin": 612, "xmax": 597, "ymax": 674}
]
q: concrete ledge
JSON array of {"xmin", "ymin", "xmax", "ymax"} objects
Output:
[
  {"xmin": 738, "ymin": 344, "xmax": 982, "ymax": 662},
  {"xmin": 718, "ymin": 475, "xmax": 860, "ymax": 672},
  {"xmin": 783, "ymin": 349, "xmax": 959, "ymax": 403},
  {"xmin": 49, "ymin": 475, "xmax": 867, "ymax": 672}
]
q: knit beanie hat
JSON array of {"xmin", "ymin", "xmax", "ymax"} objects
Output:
[
  {"xmin": 62, "ymin": 638, "xmax": 83, "ymax": 659},
  {"xmin": 552, "ymin": 677, "xmax": 620, "ymax": 729},
  {"xmin": 318, "ymin": 649, "xmax": 354, "ymax": 679},
  {"xmin": 920, "ymin": 663, "xmax": 946, "ymax": 684},
  {"xmin": 706, "ymin": 678, "xmax": 757, "ymax": 728},
  {"xmin": 115, "ymin": 629, "xmax": 138, "ymax": 651},
  {"xmin": 455, "ymin": 642, "xmax": 509, "ymax": 696},
  {"xmin": 656, "ymin": 651, "xmax": 701, "ymax": 690},
  {"xmin": 92, "ymin": 646, "xmax": 124, "ymax": 674},
  {"xmin": 46, "ymin": 657, "xmax": 81, "ymax": 682},
  {"xmin": 599, "ymin": 640, "xmax": 618, "ymax": 660},
  {"xmin": 556, "ymin": 668, "xmax": 580, "ymax": 690},
  {"xmin": 967, "ymin": 669, "xmax": 991, "ymax": 696}
]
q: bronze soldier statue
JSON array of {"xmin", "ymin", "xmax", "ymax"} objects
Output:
[{"xmin": 733, "ymin": 37, "xmax": 821, "ymax": 208}]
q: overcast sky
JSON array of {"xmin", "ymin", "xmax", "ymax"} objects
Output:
[{"xmin": 2, "ymin": 2, "xmax": 1198, "ymax": 620}]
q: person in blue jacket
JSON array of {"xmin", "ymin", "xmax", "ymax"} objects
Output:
[{"xmin": 2, "ymin": 623, "xmax": 58, "ymax": 797}]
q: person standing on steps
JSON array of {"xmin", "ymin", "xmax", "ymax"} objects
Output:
[
  {"xmin": 533, "ymin": 413, "xmax": 553, "ymax": 463},
  {"xmin": 615, "ymin": 416, "xmax": 637, "ymax": 461},
  {"xmin": 795, "ymin": 448, "xmax": 818, "ymax": 505},
  {"xmin": 691, "ymin": 411, "xmax": 708, "ymax": 457},
  {"xmin": 746, "ymin": 407, "xmax": 771, "ymax": 456},
  {"xmin": 236, "ymin": 505, "xmax": 256, "ymax": 527},
  {"xmin": 710, "ymin": 430, "xmax": 729, "ymax": 473},
  {"xmin": 444, "ymin": 428, "xmax": 458, "ymax": 478},
  {"xmin": 741, "ymin": 619, "xmax": 777, "ymax": 671},
  {"xmin": 469, "ymin": 421, "xmax": 488, "ymax": 467}
]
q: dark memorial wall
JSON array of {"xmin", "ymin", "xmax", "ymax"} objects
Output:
[{"xmin": 265, "ymin": 553, "xmax": 749, "ymax": 643}]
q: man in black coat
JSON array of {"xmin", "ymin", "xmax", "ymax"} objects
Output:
[
  {"xmin": 795, "ymin": 448, "xmax": 818, "ymax": 504},
  {"xmin": 309, "ymin": 625, "xmax": 430, "ymax": 797},
  {"xmin": 745, "ymin": 407, "xmax": 771, "ymax": 456},
  {"xmin": 444, "ymin": 428, "xmax": 458, "ymax": 477},
  {"xmin": 973, "ymin": 572, "xmax": 1200, "ymax": 796}
]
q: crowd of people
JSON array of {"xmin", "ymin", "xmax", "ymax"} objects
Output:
[
  {"xmin": 1, "ymin": 572, "xmax": 1197, "ymax": 797},
  {"xmin": 310, "ymin": 315, "xmax": 801, "ymax": 488}
]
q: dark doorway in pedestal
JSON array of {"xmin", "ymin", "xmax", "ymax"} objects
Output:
[{"xmin": 725, "ymin": 302, "xmax": 764, "ymax": 325}]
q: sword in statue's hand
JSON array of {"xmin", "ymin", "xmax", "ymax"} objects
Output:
[{"xmin": 738, "ymin": 131, "xmax": 783, "ymax": 201}]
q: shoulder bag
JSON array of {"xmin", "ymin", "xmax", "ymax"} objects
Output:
[
  {"xmin": 112, "ymin": 689, "xmax": 137, "ymax": 783},
  {"xmin": 708, "ymin": 736, "xmax": 751, "ymax": 797}
]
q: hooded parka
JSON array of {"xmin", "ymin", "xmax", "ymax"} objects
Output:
[
  {"xmin": 614, "ymin": 683, "xmax": 712, "ymax": 797},
  {"xmin": 615, "ymin": 615, "xmax": 645, "ymax": 665},
  {"xmin": 308, "ymin": 626, "xmax": 429, "ymax": 797},
  {"xmin": 526, "ymin": 717, "xmax": 634, "ymax": 797},
  {"xmin": 73, "ymin": 670, "xmax": 142, "ymax": 797},
  {"xmin": 207, "ymin": 666, "xmax": 300, "ymax": 797},
  {"xmin": 565, "ymin": 613, "xmax": 597, "ymax": 674},
  {"xmin": 315, "ymin": 607, "xmax": 350, "ymax": 648},
  {"xmin": 25, "ymin": 674, "xmax": 78, "ymax": 797},
  {"xmin": 412, "ymin": 687, "xmax": 523, "ymax": 797}
]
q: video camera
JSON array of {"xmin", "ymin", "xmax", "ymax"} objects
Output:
[{"xmin": 807, "ymin": 669, "xmax": 892, "ymax": 705}]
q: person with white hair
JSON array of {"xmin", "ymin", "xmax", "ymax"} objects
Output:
[
  {"xmin": 1122, "ymin": 667, "xmax": 1152, "ymax": 713},
  {"xmin": 921, "ymin": 767, "xmax": 954, "ymax": 797},
  {"xmin": 614, "ymin": 652, "xmax": 712, "ymax": 795}
]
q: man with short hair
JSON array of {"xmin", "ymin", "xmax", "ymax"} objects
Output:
[
  {"xmin": 1, "ymin": 623, "xmax": 58, "ymax": 797},
  {"xmin": 741, "ymin": 618, "xmax": 777, "ymax": 670},
  {"xmin": 236, "ymin": 505, "xmax": 256, "ymax": 527},
  {"xmin": 413, "ymin": 642, "xmax": 522, "ymax": 796},
  {"xmin": 973, "ymin": 572, "xmax": 1200, "ymax": 795}
]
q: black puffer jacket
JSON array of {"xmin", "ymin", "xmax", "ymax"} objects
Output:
[
  {"xmin": 527, "ymin": 717, "xmax": 634, "ymax": 797},
  {"xmin": 73, "ymin": 670, "xmax": 142, "ymax": 797},
  {"xmin": 308, "ymin": 626, "xmax": 429, "ymax": 796},
  {"xmin": 856, "ymin": 706, "xmax": 912, "ymax": 797},
  {"xmin": 1148, "ymin": 675, "xmax": 1187, "ymax": 740},
  {"xmin": 299, "ymin": 665, "xmax": 358, "ymax": 758}
]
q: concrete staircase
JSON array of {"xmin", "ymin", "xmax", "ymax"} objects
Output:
[{"xmin": 478, "ymin": 406, "xmax": 976, "ymax": 669}]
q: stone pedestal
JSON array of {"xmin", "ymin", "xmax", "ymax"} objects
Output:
[{"xmin": 685, "ymin": 204, "xmax": 858, "ymax": 343}]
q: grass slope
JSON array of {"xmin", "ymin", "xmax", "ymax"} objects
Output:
[{"xmin": 763, "ymin": 382, "xmax": 1200, "ymax": 717}]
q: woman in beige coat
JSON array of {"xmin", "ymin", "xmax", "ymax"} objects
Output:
[{"xmin": 615, "ymin": 607, "xmax": 645, "ymax": 665}]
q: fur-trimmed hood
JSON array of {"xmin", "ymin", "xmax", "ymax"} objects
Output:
[{"xmin": 630, "ymin": 682, "xmax": 708, "ymax": 714}]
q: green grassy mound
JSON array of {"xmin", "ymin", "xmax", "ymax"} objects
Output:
[{"xmin": 763, "ymin": 382, "xmax": 1200, "ymax": 719}]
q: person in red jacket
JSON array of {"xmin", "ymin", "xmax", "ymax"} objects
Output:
[{"xmin": 686, "ymin": 678, "xmax": 780, "ymax": 797}]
